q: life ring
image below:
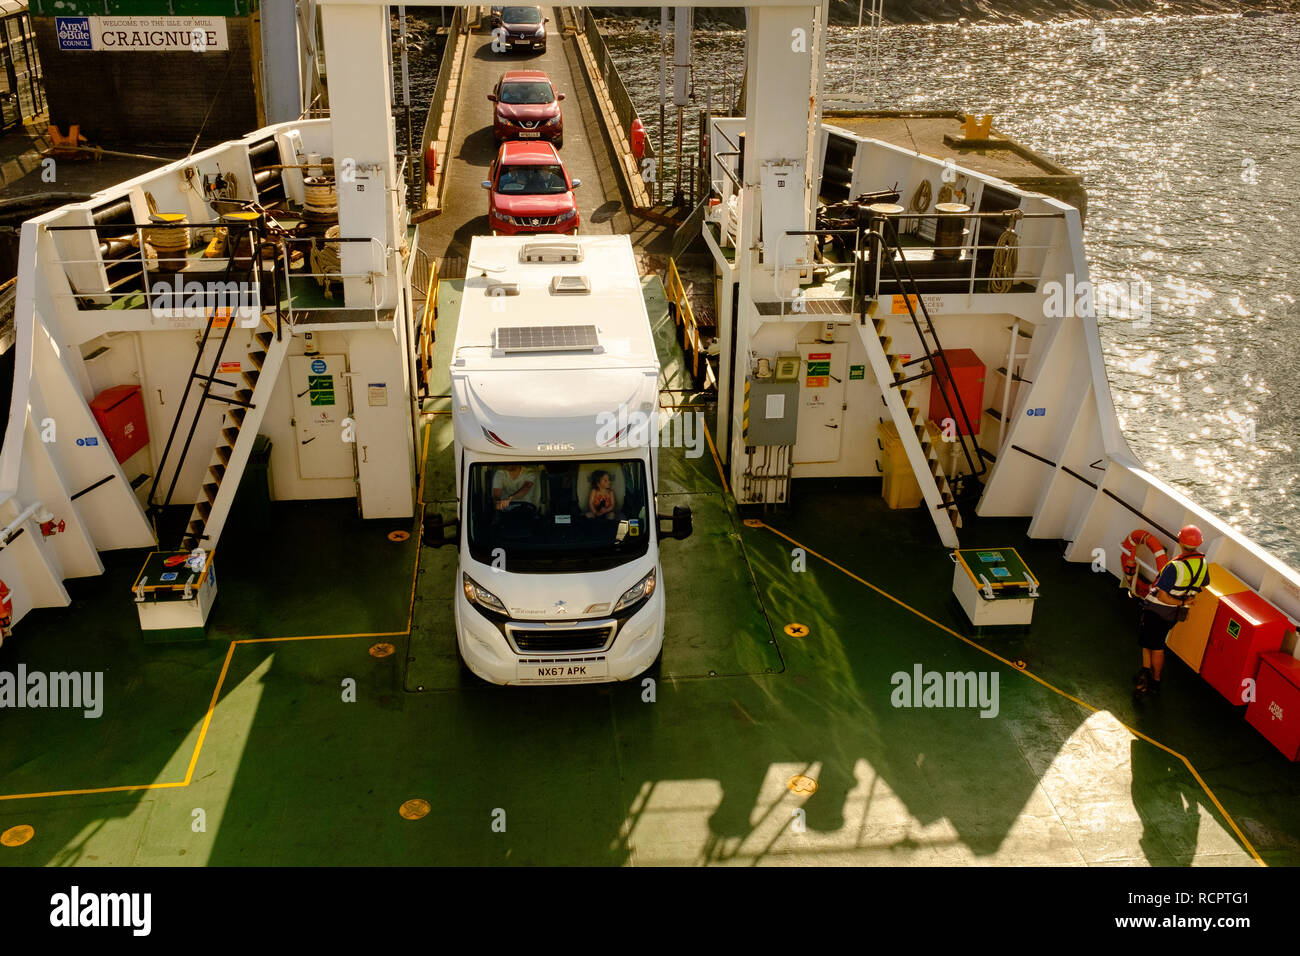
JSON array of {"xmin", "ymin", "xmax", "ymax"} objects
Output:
[
  {"xmin": 630, "ymin": 118, "xmax": 646, "ymax": 161},
  {"xmin": 1120, "ymin": 529, "xmax": 1168, "ymax": 598}
]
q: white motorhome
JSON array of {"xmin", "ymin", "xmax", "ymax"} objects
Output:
[{"xmin": 430, "ymin": 235, "xmax": 692, "ymax": 685}]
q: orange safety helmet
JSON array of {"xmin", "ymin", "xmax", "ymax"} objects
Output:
[{"xmin": 1178, "ymin": 524, "xmax": 1204, "ymax": 548}]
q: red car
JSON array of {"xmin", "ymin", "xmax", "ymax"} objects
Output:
[
  {"xmin": 482, "ymin": 141, "xmax": 581, "ymax": 236},
  {"xmin": 489, "ymin": 71, "xmax": 565, "ymax": 148}
]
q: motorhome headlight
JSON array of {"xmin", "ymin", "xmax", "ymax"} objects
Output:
[
  {"xmin": 613, "ymin": 569, "xmax": 656, "ymax": 613},
  {"xmin": 463, "ymin": 573, "xmax": 507, "ymax": 612}
]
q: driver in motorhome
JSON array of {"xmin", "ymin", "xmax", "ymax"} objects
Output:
[{"xmin": 492, "ymin": 464, "xmax": 539, "ymax": 511}]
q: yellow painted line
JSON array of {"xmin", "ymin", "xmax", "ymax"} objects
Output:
[
  {"xmin": 748, "ymin": 519, "xmax": 1266, "ymax": 866},
  {"xmin": 233, "ymin": 631, "xmax": 407, "ymax": 646},
  {"xmin": 181, "ymin": 640, "xmax": 236, "ymax": 785},
  {"xmin": 702, "ymin": 418, "xmax": 729, "ymax": 495},
  {"xmin": 0, "ymin": 781, "xmax": 189, "ymax": 802}
]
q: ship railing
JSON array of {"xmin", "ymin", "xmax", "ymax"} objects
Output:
[
  {"xmin": 582, "ymin": 8, "xmax": 657, "ymax": 168},
  {"xmin": 769, "ymin": 208, "xmax": 1071, "ymax": 306},
  {"xmin": 275, "ymin": 235, "xmax": 391, "ymax": 326},
  {"xmin": 45, "ymin": 222, "xmax": 391, "ymax": 324},
  {"xmin": 46, "ymin": 219, "xmax": 265, "ymax": 317},
  {"xmin": 768, "ymin": 228, "xmax": 862, "ymax": 319},
  {"xmin": 664, "ymin": 257, "xmax": 717, "ymax": 392},
  {"xmin": 884, "ymin": 208, "xmax": 1066, "ymax": 297}
]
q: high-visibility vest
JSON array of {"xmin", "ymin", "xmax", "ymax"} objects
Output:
[{"xmin": 1163, "ymin": 553, "xmax": 1209, "ymax": 600}]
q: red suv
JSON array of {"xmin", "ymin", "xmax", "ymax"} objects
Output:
[
  {"xmin": 489, "ymin": 71, "xmax": 564, "ymax": 148},
  {"xmin": 482, "ymin": 141, "xmax": 581, "ymax": 236}
]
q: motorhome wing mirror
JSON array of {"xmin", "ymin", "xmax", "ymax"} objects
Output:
[
  {"xmin": 658, "ymin": 505, "xmax": 693, "ymax": 541},
  {"xmin": 422, "ymin": 507, "xmax": 460, "ymax": 548}
]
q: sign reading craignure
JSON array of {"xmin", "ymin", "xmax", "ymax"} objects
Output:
[{"xmin": 55, "ymin": 16, "xmax": 229, "ymax": 52}]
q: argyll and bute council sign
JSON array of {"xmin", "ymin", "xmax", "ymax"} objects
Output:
[{"xmin": 55, "ymin": 15, "xmax": 229, "ymax": 52}]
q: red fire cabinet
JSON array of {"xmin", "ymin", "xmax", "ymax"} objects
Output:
[
  {"xmin": 928, "ymin": 348, "xmax": 985, "ymax": 437},
  {"xmin": 90, "ymin": 384, "xmax": 149, "ymax": 464},
  {"xmin": 1200, "ymin": 590, "xmax": 1289, "ymax": 706},
  {"xmin": 1246, "ymin": 652, "xmax": 1300, "ymax": 761}
]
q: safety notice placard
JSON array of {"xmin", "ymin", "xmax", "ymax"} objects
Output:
[
  {"xmin": 805, "ymin": 352, "xmax": 831, "ymax": 389},
  {"xmin": 308, "ymin": 374, "xmax": 335, "ymax": 407}
]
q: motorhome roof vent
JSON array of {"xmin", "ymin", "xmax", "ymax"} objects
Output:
[
  {"xmin": 519, "ymin": 241, "xmax": 584, "ymax": 263},
  {"xmin": 549, "ymin": 275, "xmax": 590, "ymax": 295},
  {"xmin": 494, "ymin": 324, "xmax": 600, "ymax": 354}
]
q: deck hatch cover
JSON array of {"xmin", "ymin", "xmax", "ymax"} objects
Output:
[
  {"xmin": 519, "ymin": 241, "xmax": 584, "ymax": 263},
  {"xmin": 494, "ymin": 324, "xmax": 599, "ymax": 353},
  {"xmin": 549, "ymin": 275, "xmax": 590, "ymax": 295}
]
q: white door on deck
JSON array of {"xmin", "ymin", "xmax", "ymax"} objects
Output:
[
  {"xmin": 288, "ymin": 354, "xmax": 355, "ymax": 480},
  {"xmin": 793, "ymin": 342, "xmax": 847, "ymax": 464}
]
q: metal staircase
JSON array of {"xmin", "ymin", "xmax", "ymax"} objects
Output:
[
  {"xmin": 181, "ymin": 314, "xmax": 289, "ymax": 551},
  {"xmin": 855, "ymin": 312, "xmax": 962, "ymax": 547},
  {"xmin": 850, "ymin": 211, "xmax": 992, "ymax": 548}
]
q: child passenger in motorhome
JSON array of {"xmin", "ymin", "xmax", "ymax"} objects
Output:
[{"xmin": 587, "ymin": 470, "xmax": 615, "ymax": 519}]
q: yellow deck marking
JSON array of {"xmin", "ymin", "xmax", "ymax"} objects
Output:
[
  {"xmin": 388, "ymin": 530, "xmax": 411, "ymax": 542},
  {"xmin": 783, "ymin": 623, "xmax": 809, "ymax": 638},
  {"xmin": 748, "ymin": 519, "xmax": 1265, "ymax": 866},
  {"xmin": 1, "ymin": 824, "xmax": 34, "ymax": 845},
  {"xmin": 399, "ymin": 798, "xmax": 431, "ymax": 820},
  {"xmin": 370, "ymin": 642, "xmax": 396, "ymax": 658},
  {"xmin": 788, "ymin": 775, "xmax": 818, "ymax": 795}
]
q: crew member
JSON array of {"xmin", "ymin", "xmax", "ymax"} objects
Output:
[{"xmin": 1135, "ymin": 524, "xmax": 1210, "ymax": 698}]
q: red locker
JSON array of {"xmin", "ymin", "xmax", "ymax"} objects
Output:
[
  {"xmin": 90, "ymin": 384, "xmax": 149, "ymax": 464},
  {"xmin": 1200, "ymin": 590, "xmax": 1289, "ymax": 706},
  {"xmin": 928, "ymin": 348, "xmax": 984, "ymax": 436},
  {"xmin": 1246, "ymin": 652, "xmax": 1300, "ymax": 761}
]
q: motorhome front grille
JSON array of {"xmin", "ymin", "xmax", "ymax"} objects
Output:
[
  {"xmin": 510, "ymin": 626, "xmax": 615, "ymax": 653},
  {"xmin": 494, "ymin": 324, "xmax": 599, "ymax": 352}
]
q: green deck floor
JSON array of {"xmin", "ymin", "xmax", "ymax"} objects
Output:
[{"xmin": 0, "ymin": 276, "xmax": 1296, "ymax": 866}]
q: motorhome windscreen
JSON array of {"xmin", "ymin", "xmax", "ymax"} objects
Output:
[{"xmin": 467, "ymin": 459, "xmax": 651, "ymax": 572}]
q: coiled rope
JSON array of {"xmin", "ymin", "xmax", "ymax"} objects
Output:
[
  {"xmin": 989, "ymin": 211, "xmax": 1021, "ymax": 294},
  {"xmin": 311, "ymin": 225, "xmax": 343, "ymax": 299},
  {"xmin": 910, "ymin": 179, "xmax": 932, "ymax": 213}
]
